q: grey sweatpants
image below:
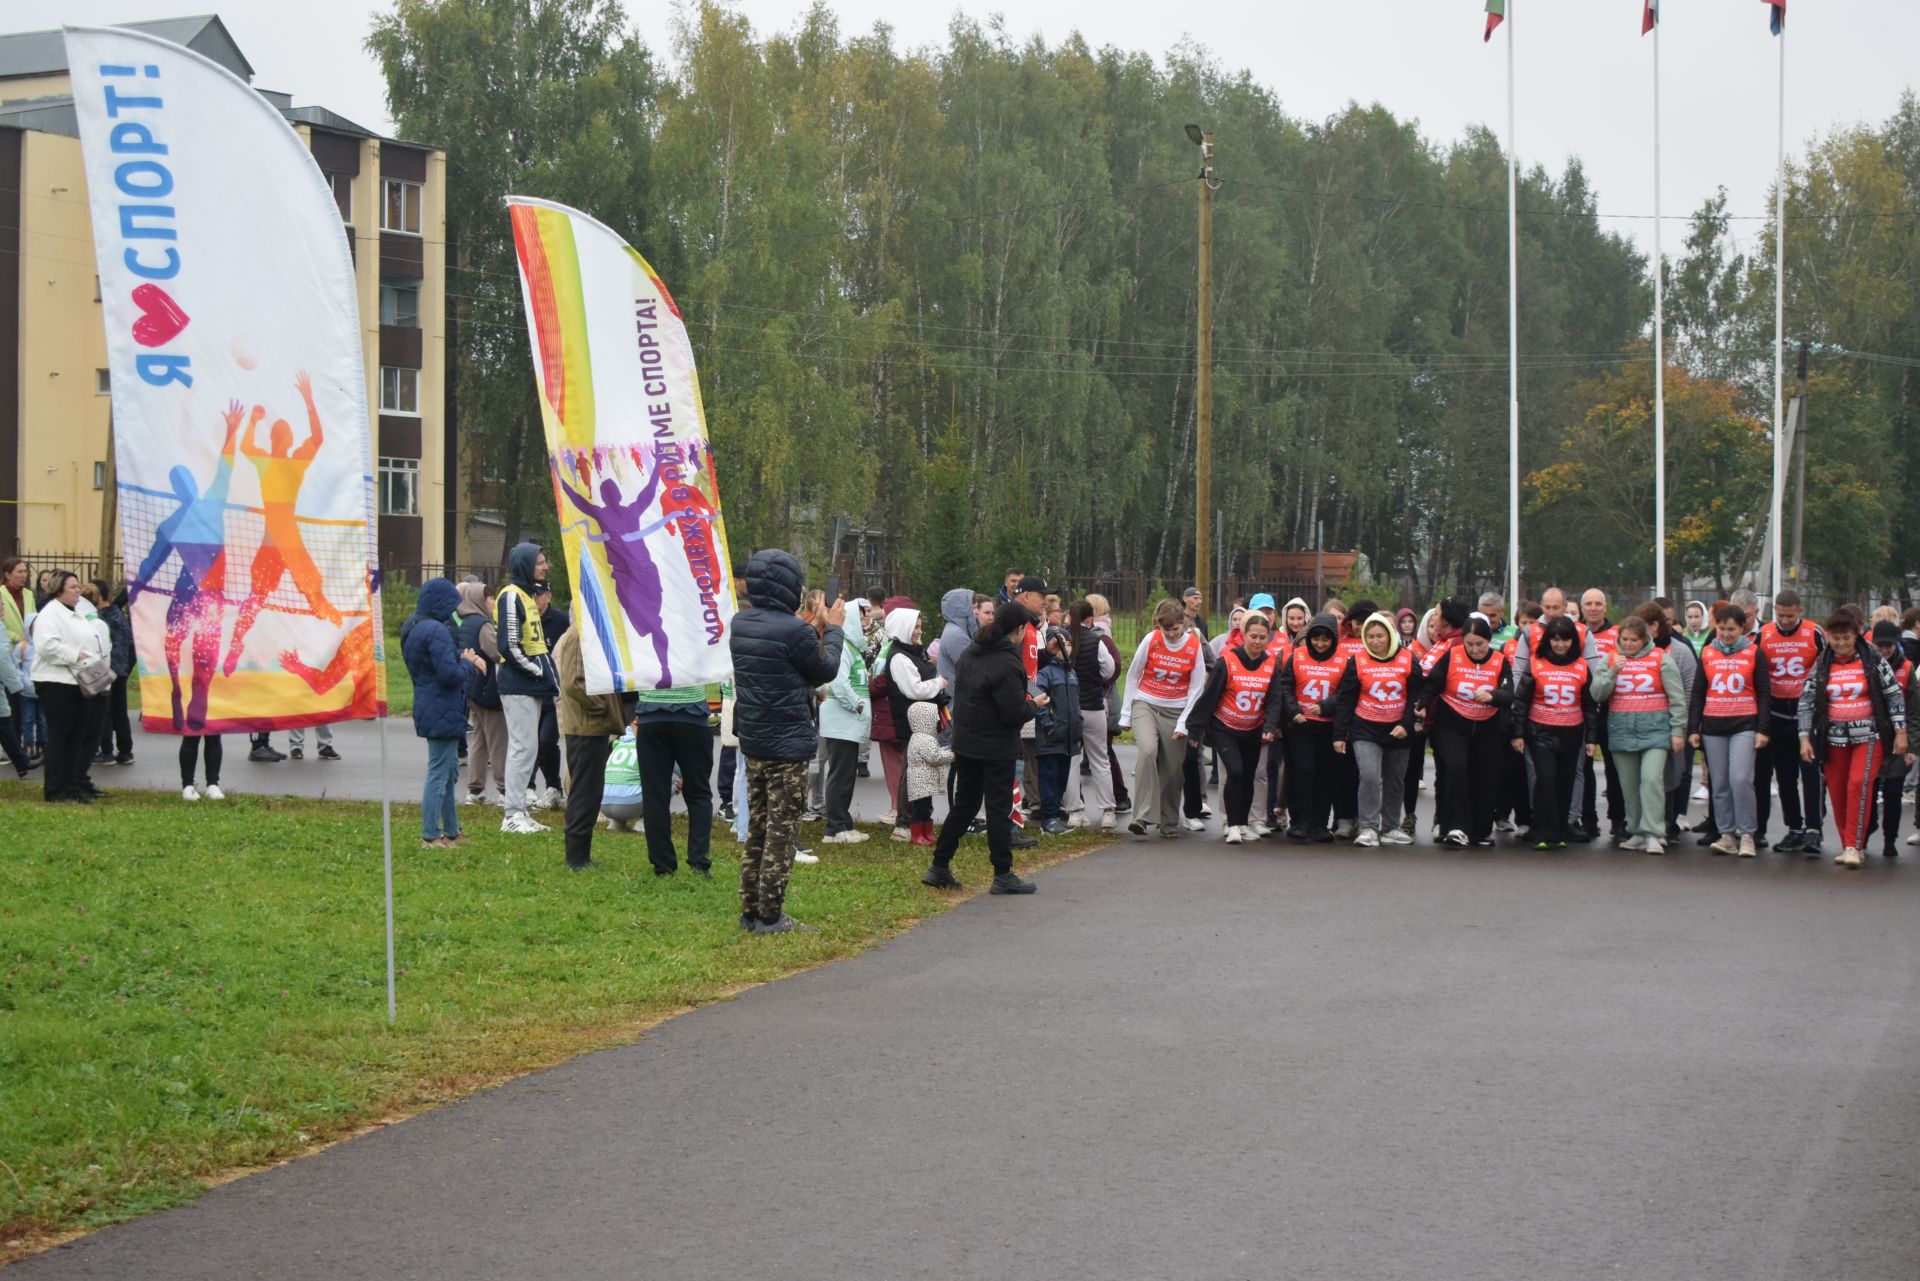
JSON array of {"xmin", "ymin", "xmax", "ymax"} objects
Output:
[
  {"xmin": 502, "ymin": 693, "xmax": 543, "ymax": 816},
  {"xmin": 1353, "ymin": 739, "xmax": 1408, "ymax": 835},
  {"xmin": 1704, "ymin": 731, "xmax": 1757, "ymax": 836},
  {"xmin": 1129, "ymin": 701, "xmax": 1186, "ymax": 831}
]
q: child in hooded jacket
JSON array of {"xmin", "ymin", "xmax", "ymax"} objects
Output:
[
  {"xmin": 1033, "ymin": 630, "xmax": 1083, "ymax": 834},
  {"xmin": 903, "ymin": 701, "xmax": 952, "ymax": 846}
]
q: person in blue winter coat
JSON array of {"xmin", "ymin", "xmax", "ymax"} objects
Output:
[
  {"xmin": 404, "ymin": 577, "xmax": 486, "ymax": 847},
  {"xmin": 1033, "ymin": 629, "xmax": 1083, "ymax": 834}
]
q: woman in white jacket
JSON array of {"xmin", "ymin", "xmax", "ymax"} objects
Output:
[{"xmin": 30, "ymin": 571, "xmax": 108, "ymax": 804}]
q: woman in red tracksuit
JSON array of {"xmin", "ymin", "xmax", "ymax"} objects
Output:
[{"xmin": 1798, "ymin": 607, "xmax": 1908, "ymax": 868}]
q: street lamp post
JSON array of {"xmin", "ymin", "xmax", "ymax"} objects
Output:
[{"xmin": 1187, "ymin": 124, "xmax": 1216, "ymax": 610}]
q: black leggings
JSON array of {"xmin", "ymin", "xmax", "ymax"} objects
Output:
[
  {"xmin": 180, "ymin": 735, "xmax": 223, "ymax": 787},
  {"xmin": 1213, "ymin": 726, "xmax": 1265, "ymax": 826},
  {"xmin": 1527, "ymin": 731, "xmax": 1585, "ymax": 844},
  {"xmin": 1432, "ymin": 715, "xmax": 1506, "ymax": 842},
  {"xmin": 1286, "ymin": 722, "xmax": 1336, "ymax": 834},
  {"xmin": 1403, "ymin": 729, "xmax": 1427, "ymax": 816},
  {"xmin": 1757, "ymin": 715, "xmax": 1823, "ymax": 834}
]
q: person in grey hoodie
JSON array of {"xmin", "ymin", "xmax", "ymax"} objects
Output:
[{"xmin": 937, "ymin": 588, "xmax": 988, "ymax": 698}]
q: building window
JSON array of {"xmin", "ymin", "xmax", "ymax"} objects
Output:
[
  {"xmin": 379, "ymin": 457, "xmax": 420, "ymax": 516},
  {"xmin": 92, "ymin": 461, "xmax": 107, "ymax": 491},
  {"xmin": 329, "ymin": 172, "xmax": 353, "ymax": 223},
  {"xmin": 380, "ymin": 283, "xmax": 420, "ymax": 328},
  {"xmin": 381, "ymin": 177, "xmax": 422, "ymax": 234},
  {"xmin": 95, "ymin": 368, "xmax": 110, "ymax": 395},
  {"xmin": 380, "ymin": 366, "xmax": 419, "ymax": 415}
]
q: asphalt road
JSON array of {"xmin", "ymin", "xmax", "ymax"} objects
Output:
[{"xmin": 15, "ymin": 788, "xmax": 1920, "ymax": 1278}]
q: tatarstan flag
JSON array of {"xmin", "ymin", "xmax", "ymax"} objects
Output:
[
  {"xmin": 1643, "ymin": 0, "xmax": 1658, "ymax": 35},
  {"xmin": 1764, "ymin": 0, "xmax": 1784, "ymax": 35},
  {"xmin": 1484, "ymin": 0, "xmax": 1505, "ymax": 42}
]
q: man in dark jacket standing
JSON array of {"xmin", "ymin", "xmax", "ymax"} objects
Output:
[
  {"xmin": 729, "ymin": 549, "xmax": 845, "ymax": 934},
  {"xmin": 923, "ymin": 601, "xmax": 1042, "ymax": 895}
]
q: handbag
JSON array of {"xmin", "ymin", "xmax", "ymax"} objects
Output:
[{"xmin": 76, "ymin": 654, "xmax": 114, "ymax": 698}]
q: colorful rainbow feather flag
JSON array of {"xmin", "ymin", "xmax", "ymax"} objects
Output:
[{"xmin": 506, "ymin": 197, "xmax": 737, "ymax": 695}]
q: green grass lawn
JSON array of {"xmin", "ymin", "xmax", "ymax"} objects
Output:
[{"xmin": 0, "ymin": 782, "xmax": 1110, "ymax": 1254}]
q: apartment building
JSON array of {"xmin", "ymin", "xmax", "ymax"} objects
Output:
[{"xmin": 0, "ymin": 14, "xmax": 456, "ymax": 574}]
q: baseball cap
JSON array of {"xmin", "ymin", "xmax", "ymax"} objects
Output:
[
  {"xmin": 1016, "ymin": 574, "xmax": 1050, "ymax": 595},
  {"xmin": 1182, "ymin": 585, "xmax": 1202, "ymax": 599},
  {"xmin": 1248, "ymin": 592, "xmax": 1277, "ymax": 611},
  {"xmin": 1871, "ymin": 619, "xmax": 1900, "ymax": 645}
]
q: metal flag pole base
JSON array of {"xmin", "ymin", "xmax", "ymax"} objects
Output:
[{"xmin": 379, "ymin": 713, "xmax": 395, "ymax": 1024}]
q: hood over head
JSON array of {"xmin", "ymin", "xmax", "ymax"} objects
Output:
[
  {"xmin": 743, "ymin": 549, "xmax": 804, "ymax": 614},
  {"xmin": 456, "ymin": 581, "xmax": 487, "ymax": 618},
  {"xmin": 416, "ymin": 577, "xmax": 460, "ymax": 621},
  {"xmin": 1304, "ymin": 611, "xmax": 1340, "ymax": 653},
  {"xmin": 506, "ymin": 542, "xmax": 543, "ymax": 592},
  {"xmin": 906, "ymin": 701, "xmax": 941, "ymax": 736},
  {"xmin": 1362, "ymin": 610, "xmax": 1401, "ymax": 660},
  {"xmin": 884, "ymin": 608, "xmax": 922, "ymax": 645},
  {"xmin": 941, "ymin": 586, "xmax": 980, "ymax": 636}
]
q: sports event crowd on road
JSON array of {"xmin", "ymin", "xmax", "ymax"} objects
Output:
[{"xmin": 7, "ymin": 545, "xmax": 1918, "ymax": 933}]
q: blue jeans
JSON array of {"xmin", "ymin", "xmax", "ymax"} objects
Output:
[
  {"xmin": 423, "ymin": 736, "xmax": 462, "ymax": 839},
  {"xmin": 20, "ymin": 691, "xmax": 41, "ymax": 751},
  {"xmin": 1037, "ymin": 752, "xmax": 1071, "ymax": 822}
]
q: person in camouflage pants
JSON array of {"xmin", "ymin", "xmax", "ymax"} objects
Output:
[{"xmin": 741, "ymin": 757, "xmax": 808, "ymax": 923}]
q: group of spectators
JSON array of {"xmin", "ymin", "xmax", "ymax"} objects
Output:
[{"xmin": 3, "ymin": 557, "xmax": 136, "ymax": 803}]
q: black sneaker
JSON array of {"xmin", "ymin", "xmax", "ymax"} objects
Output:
[
  {"xmin": 718, "ymin": 803, "xmax": 736, "ymax": 822},
  {"xmin": 922, "ymin": 864, "xmax": 962, "ymax": 890},
  {"xmin": 567, "ymin": 859, "xmax": 600, "ymax": 873},
  {"xmin": 1695, "ymin": 829, "xmax": 1720, "ymax": 847},
  {"xmin": 1112, "ymin": 798, "xmax": 1132, "ymax": 814},
  {"xmin": 1753, "ymin": 832, "xmax": 1770, "ymax": 850},
  {"xmin": 990, "ymin": 872, "xmax": 1037, "ymax": 895},
  {"xmin": 855, "ymin": 761, "xmax": 870, "ymax": 778},
  {"xmin": 318, "ymin": 744, "xmax": 341, "ymax": 761},
  {"xmin": 289, "ymin": 747, "xmax": 304, "ymax": 760},
  {"xmin": 1776, "ymin": 829, "xmax": 1807, "ymax": 853},
  {"xmin": 1287, "ymin": 825, "xmax": 1309, "ymax": 841},
  {"xmin": 1800, "ymin": 834, "xmax": 1824, "ymax": 858},
  {"xmin": 1309, "ymin": 828, "xmax": 1335, "ymax": 844},
  {"xmin": 1126, "ymin": 818, "xmax": 1149, "ymax": 836},
  {"xmin": 967, "ymin": 818, "xmax": 989, "ymax": 835},
  {"xmin": 753, "ymin": 913, "xmax": 818, "ymax": 934},
  {"xmin": 113, "ymin": 753, "xmax": 134, "ymax": 766},
  {"xmin": 248, "ymin": 745, "xmax": 283, "ymax": 763},
  {"xmin": 1009, "ymin": 832, "xmax": 1038, "ymax": 850},
  {"xmin": 1040, "ymin": 818, "xmax": 1071, "ymax": 836},
  {"xmin": 1568, "ymin": 828, "xmax": 1596, "ymax": 844}
]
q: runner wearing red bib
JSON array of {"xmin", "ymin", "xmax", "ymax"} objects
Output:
[
  {"xmin": 1120, "ymin": 603, "xmax": 1207, "ymax": 838},
  {"xmin": 1688, "ymin": 605, "xmax": 1774, "ymax": 856},
  {"xmin": 1599, "ymin": 620, "xmax": 1685, "ymax": 852},
  {"xmin": 1180, "ymin": 616, "xmax": 1283, "ymax": 842},
  {"xmin": 1512, "ymin": 616, "xmax": 1593, "ymax": 848},
  {"xmin": 1272, "ymin": 612, "xmax": 1344, "ymax": 841},
  {"xmin": 1331, "ymin": 612, "xmax": 1418, "ymax": 845},
  {"xmin": 1869, "ymin": 622, "xmax": 1920, "ymax": 858},
  {"xmin": 1801, "ymin": 613, "xmax": 1908, "ymax": 865},
  {"xmin": 1756, "ymin": 597, "xmax": 1828, "ymax": 851},
  {"xmin": 1422, "ymin": 619, "xmax": 1512, "ymax": 845}
]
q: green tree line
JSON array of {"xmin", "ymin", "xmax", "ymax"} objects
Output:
[{"xmin": 369, "ymin": 0, "xmax": 1919, "ymax": 606}]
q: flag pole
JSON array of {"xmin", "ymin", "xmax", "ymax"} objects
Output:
[
  {"xmin": 1768, "ymin": 16, "xmax": 1786, "ymax": 605},
  {"xmin": 1505, "ymin": 0, "xmax": 1520, "ymax": 609},
  {"xmin": 1652, "ymin": 8, "xmax": 1666, "ymax": 599},
  {"xmin": 379, "ymin": 712, "xmax": 395, "ymax": 1024}
]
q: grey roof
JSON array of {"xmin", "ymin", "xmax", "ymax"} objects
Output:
[
  {"xmin": 0, "ymin": 94, "xmax": 78, "ymax": 138},
  {"xmin": 0, "ymin": 14, "xmax": 254, "ymax": 82},
  {"xmin": 281, "ymin": 104, "xmax": 377, "ymax": 140}
]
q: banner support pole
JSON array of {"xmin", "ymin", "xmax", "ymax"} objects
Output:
[{"xmin": 379, "ymin": 712, "xmax": 395, "ymax": 1024}]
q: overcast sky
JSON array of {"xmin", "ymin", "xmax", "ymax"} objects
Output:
[{"xmin": 30, "ymin": 1, "xmax": 1920, "ymax": 263}]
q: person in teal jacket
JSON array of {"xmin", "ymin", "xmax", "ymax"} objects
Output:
[
  {"xmin": 819, "ymin": 635, "xmax": 871, "ymax": 843},
  {"xmin": 1597, "ymin": 615, "xmax": 1688, "ymax": 855}
]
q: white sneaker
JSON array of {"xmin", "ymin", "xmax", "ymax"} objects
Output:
[
  {"xmin": 1354, "ymin": 828, "xmax": 1380, "ymax": 847},
  {"xmin": 890, "ymin": 826, "xmax": 911, "ymax": 842},
  {"xmin": 203, "ymin": 784, "xmax": 226, "ymax": 801},
  {"xmin": 1837, "ymin": 846, "xmax": 1863, "ymax": 868},
  {"xmin": 1251, "ymin": 820, "xmax": 1273, "ymax": 838},
  {"xmin": 1709, "ymin": 834, "xmax": 1739, "ymax": 855},
  {"xmin": 1737, "ymin": 834, "xmax": 1757, "ymax": 858},
  {"xmin": 1444, "ymin": 829, "xmax": 1469, "ymax": 847},
  {"xmin": 878, "ymin": 811, "xmax": 897, "ymax": 827},
  {"xmin": 1643, "ymin": 837, "xmax": 1665, "ymax": 855},
  {"xmin": 1333, "ymin": 821, "xmax": 1355, "ymax": 840},
  {"xmin": 1182, "ymin": 816, "xmax": 1207, "ymax": 832},
  {"xmin": 501, "ymin": 812, "xmax": 548, "ymax": 834},
  {"xmin": 1381, "ymin": 828, "xmax": 1413, "ymax": 845},
  {"xmin": 1494, "ymin": 820, "xmax": 1516, "ymax": 833},
  {"xmin": 1621, "ymin": 835, "xmax": 1646, "ymax": 851},
  {"xmin": 1224, "ymin": 826, "xmax": 1244, "ymax": 845},
  {"xmin": 1100, "ymin": 811, "xmax": 1117, "ymax": 830},
  {"xmin": 601, "ymin": 815, "xmax": 628, "ymax": 832},
  {"xmin": 792, "ymin": 848, "xmax": 820, "ymax": 864},
  {"xmin": 182, "ymin": 785, "xmax": 199, "ymax": 801},
  {"xmin": 1692, "ymin": 784, "xmax": 1709, "ymax": 802},
  {"xmin": 1907, "ymin": 831, "xmax": 1920, "ymax": 846},
  {"xmin": 823, "ymin": 829, "xmax": 869, "ymax": 844},
  {"xmin": 543, "ymin": 786, "xmax": 565, "ymax": 809},
  {"xmin": 1199, "ymin": 804, "xmax": 1214, "ymax": 819}
]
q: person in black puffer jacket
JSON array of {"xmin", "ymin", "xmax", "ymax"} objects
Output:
[
  {"xmin": 923, "ymin": 600, "xmax": 1041, "ymax": 896},
  {"xmin": 729, "ymin": 549, "xmax": 846, "ymax": 934}
]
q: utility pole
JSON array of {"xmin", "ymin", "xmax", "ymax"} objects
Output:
[
  {"xmin": 1187, "ymin": 124, "xmax": 1216, "ymax": 607},
  {"xmin": 1789, "ymin": 341, "xmax": 1810, "ymax": 582}
]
